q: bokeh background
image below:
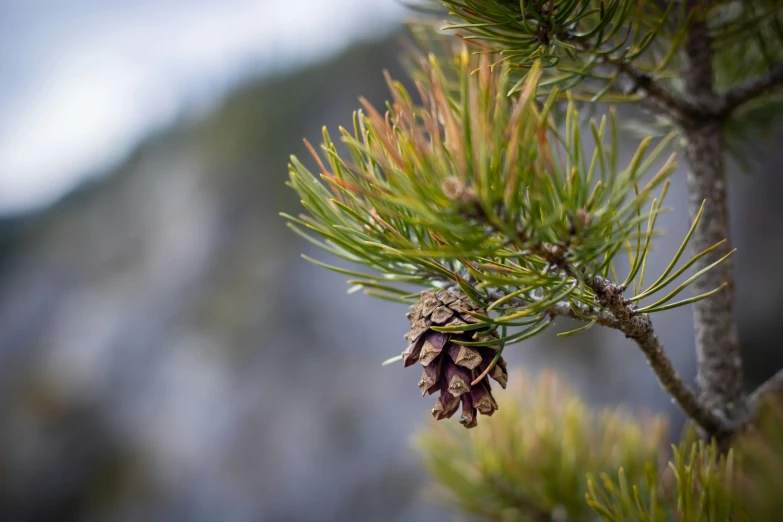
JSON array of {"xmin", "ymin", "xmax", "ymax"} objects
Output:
[{"xmin": 1, "ymin": 1, "xmax": 782, "ymax": 521}]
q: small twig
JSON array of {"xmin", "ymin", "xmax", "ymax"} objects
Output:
[
  {"xmin": 547, "ymin": 300, "xmax": 620, "ymax": 328},
  {"xmin": 479, "ymin": 209, "xmax": 726, "ymax": 434},
  {"xmin": 585, "ymin": 275, "xmax": 725, "ymax": 435},
  {"xmin": 722, "ymin": 61, "xmax": 783, "ymax": 117},
  {"xmin": 611, "ymin": 60, "xmax": 693, "ymax": 120},
  {"xmin": 747, "ymin": 368, "xmax": 783, "ymax": 414},
  {"xmin": 566, "ymin": 35, "xmax": 693, "ymax": 121},
  {"xmin": 485, "ymin": 289, "xmax": 619, "ymax": 328},
  {"xmin": 486, "ymin": 274, "xmax": 726, "ymax": 436}
]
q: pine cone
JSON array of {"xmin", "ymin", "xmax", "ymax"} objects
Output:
[{"xmin": 402, "ymin": 288, "xmax": 506, "ymax": 428}]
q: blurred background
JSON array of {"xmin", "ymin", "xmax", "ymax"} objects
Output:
[{"xmin": 0, "ymin": 1, "xmax": 782, "ymax": 521}]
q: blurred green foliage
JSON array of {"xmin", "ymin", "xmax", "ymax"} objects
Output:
[
  {"xmin": 415, "ymin": 371, "xmax": 783, "ymax": 521},
  {"xmin": 436, "ymin": 0, "xmax": 683, "ymax": 101},
  {"xmin": 711, "ymin": 1, "xmax": 783, "ymax": 167},
  {"xmin": 732, "ymin": 398, "xmax": 783, "ymax": 521},
  {"xmin": 586, "ymin": 441, "xmax": 736, "ymax": 522},
  {"xmin": 415, "ymin": 372, "xmax": 667, "ymax": 521},
  {"xmin": 587, "ymin": 398, "xmax": 783, "ymax": 522}
]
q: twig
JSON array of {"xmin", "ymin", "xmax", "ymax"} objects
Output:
[
  {"xmin": 608, "ymin": 49, "xmax": 783, "ymax": 123},
  {"xmin": 547, "ymin": 300, "xmax": 620, "ymax": 329},
  {"xmin": 485, "ymin": 274, "xmax": 726, "ymax": 435},
  {"xmin": 722, "ymin": 61, "xmax": 783, "ymax": 117},
  {"xmin": 584, "ymin": 275, "xmax": 725, "ymax": 435},
  {"xmin": 747, "ymin": 368, "xmax": 783, "ymax": 414},
  {"xmin": 562, "ymin": 29, "xmax": 692, "ymax": 120},
  {"xmin": 480, "ymin": 212, "xmax": 726, "ymax": 435},
  {"xmin": 486, "ymin": 288, "xmax": 619, "ymax": 328},
  {"xmin": 611, "ymin": 60, "xmax": 693, "ymax": 120}
]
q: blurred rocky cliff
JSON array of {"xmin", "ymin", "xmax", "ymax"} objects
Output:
[{"xmin": 0, "ymin": 32, "xmax": 781, "ymax": 522}]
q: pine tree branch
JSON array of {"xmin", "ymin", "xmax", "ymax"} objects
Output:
[
  {"xmin": 722, "ymin": 61, "xmax": 783, "ymax": 116},
  {"xmin": 509, "ymin": 243, "xmax": 725, "ymax": 434},
  {"xmin": 747, "ymin": 368, "xmax": 783, "ymax": 414},
  {"xmin": 566, "ymin": 36, "xmax": 692, "ymax": 120},
  {"xmin": 611, "ymin": 60, "xmax": 692, "ymax": 120},
  {"xmin": 554, "ymin": 30, "xmax": 693, "ymax": 120},
  {"xmin": 583, "ymin": 275, "xmax": 725, "ymax": 435},
  {"xmin": 487, "ymin": 274, "xmax": 725, "ymax": 435}
]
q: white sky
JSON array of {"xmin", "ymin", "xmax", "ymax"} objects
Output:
[{"xmin": 0, "ymin": 0, "xmax": 406, "ymax": 215}]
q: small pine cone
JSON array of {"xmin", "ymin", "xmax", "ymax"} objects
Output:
[{"xmin": 402, "ymin": 288, "xmax": 505, "ymax": 428}]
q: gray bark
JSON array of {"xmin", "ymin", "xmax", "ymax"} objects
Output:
[
  {"xmin": 489, "ymin": 280, "xmax": 726, "ymax": 435},
  {"xmin": 748, "ymin": 368, "xmax": 783, "ymax": 414},
  {"xmin": 681, "ymin": 17, "xmax": 745, "ymax": 422},
  {"xmin": 584, "ymin": 276, "xmax": 724, "ymax": 435}
]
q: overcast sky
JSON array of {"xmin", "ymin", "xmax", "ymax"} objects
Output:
[{"xmin": 0, "ymin": 0, "xmax": 406, "ymax": 215}]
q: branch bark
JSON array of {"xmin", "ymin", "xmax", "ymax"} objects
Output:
[
  {"xmin": 522, "ymin": 245, "xmax": 727, "ymax": 433},
  {"xmin": 680, "ymin": 15, "xmax": 746, "ymax": 423},
  {"xmin": 582, "ymin": 276, "xmax": 725, "ymax": 435},
  {"xmin": 488, "ymin": 280, "xmax": 725, "ymax": 435},
  {"xmin": 748, "ymin": 368, "xmax": 783, "ymax": 414},
  {"xmin": 722, "ymin": 61, "xmax": 783, "ymax": 117},
  {"xmin": 547, "ymin": 300, "xmax": 620, "ymax": 329},
  {"xmin": 612, "ymin": 60, "xmax": 692, "ymax": 120}
]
